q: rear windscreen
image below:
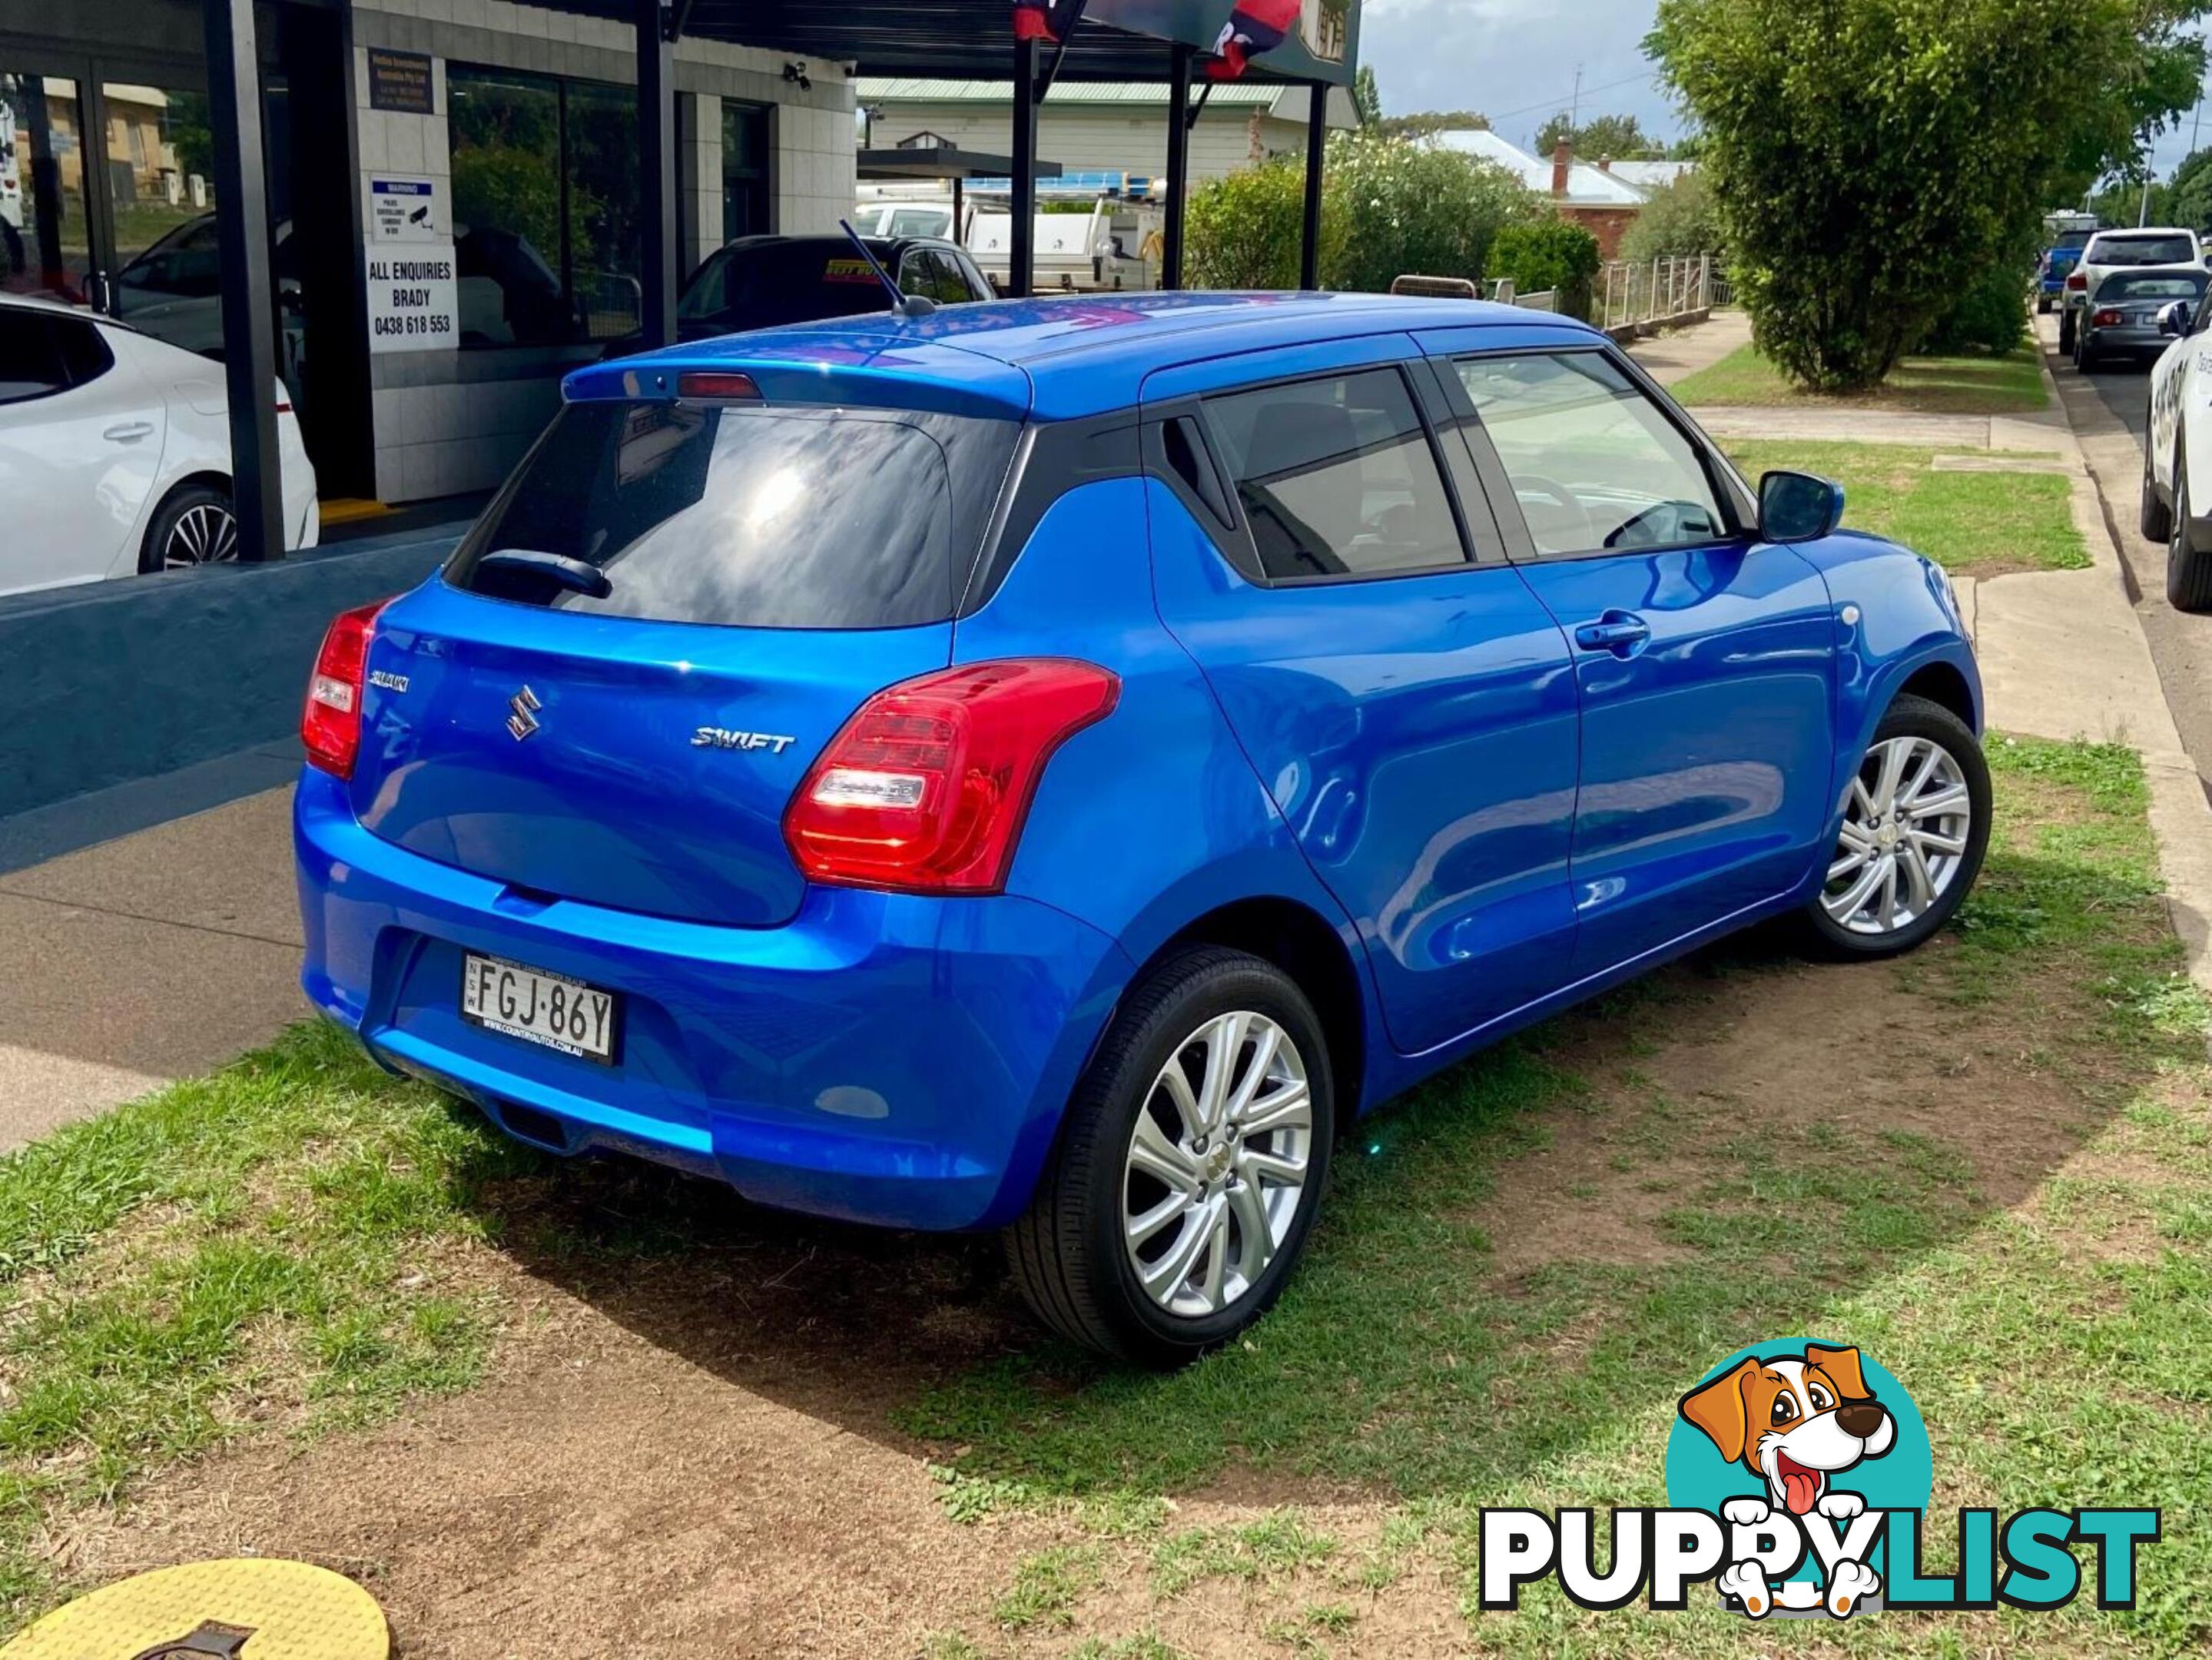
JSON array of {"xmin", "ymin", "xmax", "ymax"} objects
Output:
[
  {"xmin": 2093, "ymin": 234, "xmax": 2197, "ymax": 265},
  {"xmin": 2098, "ymin": 273, "xmax": 2207, "ymax": 301},
  {"xmin": 678, "ymin": 243, "xmax": 902, "ymax": 330},
  {"xmin": 446, "ymin": 400, "xmax": 1020, "ymax": 629}
]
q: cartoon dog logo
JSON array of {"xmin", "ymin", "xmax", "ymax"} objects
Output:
[{"xmin": 1679, "ymin": 1343, "xmax": 1895, "ymax": 1615}]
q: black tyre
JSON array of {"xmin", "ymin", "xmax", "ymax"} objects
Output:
[
  {"xmin": 1006, "ymin": 946, "xmax": 1335, "ymax": 1366},
  {"xmin": 2074, "ymin": 327, "xmax": 2098, "ymax": 373},
  {"xmin": 2037, "ymin": 295, "xmax": 2053, "ymax": 315},
  {"xmin": 138, "ymin": 482, "xmax": 240, "ymax": 573},
  {"xmin": 2169, "ymin": 451, "xmax": 2212, "ymax": 613},
  {"xmin": 1802, "ymin": 694, "xmax": 1991, "ymax": 960},
  {"xmin": 2058, "ymin": 308, "xmax": 2077, "ymax": 354},
  {"xmin": 2141, "ymin": 423, "xmax": 2174, "ymax": 543}
]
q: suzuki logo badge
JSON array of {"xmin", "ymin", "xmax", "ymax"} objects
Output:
[{"xmin": 506, "ymin": 686, "xmax": 542, "ymax": 742}]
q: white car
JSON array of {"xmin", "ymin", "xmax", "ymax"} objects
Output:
[
  {"xmin": 2061, "ymin": 227, "xmax": 2205, "ymax": 354},
  {"xmin": 0, "ymin": 292, "xmax": 317, "ymax": 599},
  {"xmin": 2141, "ymin": 289, "xmax": 2212, "ymax": 610}
]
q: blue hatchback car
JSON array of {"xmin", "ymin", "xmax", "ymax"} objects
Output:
[{"xmin": 296, "ymin": 292, "xmax": 1989, "ymax": 1364}]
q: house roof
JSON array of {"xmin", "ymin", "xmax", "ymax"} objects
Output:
[
  {"xmin": 1608, "ymin": 159, "xmax": 1695, "ymax": 191},
  {"xmin": 1429, "ymin": 128, "xmax": 1651, "ymax": 208}
]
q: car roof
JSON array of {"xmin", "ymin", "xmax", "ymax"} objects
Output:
[
  {"xmin": 2089, "ymin": 227, "xmax": 2197, "ymax": 242},
  {"xmin": 566, "ymin": 290, "xmax": 1601, "ymax": 420}
]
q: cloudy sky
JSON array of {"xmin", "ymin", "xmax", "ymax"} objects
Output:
[
  {"xmin": 1356, "ymin": 0, "xmax": 2210, "ymax": 180},
  {"xmin": 1358, "ymin": 0, "xmax": 1683, "ymax": 151}
]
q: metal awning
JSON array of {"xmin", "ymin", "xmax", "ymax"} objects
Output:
[
  {"xmin": 857, "ymin": 145, "xmax": 1066, "ymax": 181},
  {"xmin": 603, "ymin": 0, "xmax": 1322, "ymax": 82}
]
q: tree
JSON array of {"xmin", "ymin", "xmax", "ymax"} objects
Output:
[
  {"xmin": 2169, "ymin": 148, "xmax": 2212, "ymax": 234},
  {"xmin": 1619, "ymin": 170, "xmax": 1723, "ymax": 262},
  {"xmin": 1186, "ymin": 131, "xmax": 1540, "ymax": 291},
  {"xmin": 1648, "ymin": 0, "xmax": 2205, "ymax": 391},
  {"xmin": 1533, "ymin": 111, "xmax": 1659, "ymax": 160},
  {"xmin": 1374, "ymin": 109, "xmax": 1489, "ymax": 138},
  {"xmin": 1354, "ymin": 65, "xmax": 1382, "ymax": 127}
]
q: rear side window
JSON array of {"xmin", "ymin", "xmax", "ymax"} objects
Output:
[
  {"xmin": 446, "ymin": 400, "xmax": 1019, "ymax": 629},
  {"xmin": 1202, "ymin": 367, "xmax": 1467, "ymax": 580},
  {"xmin": 0, "ymin": 309, "xmax": 111, "ymax": 403}
]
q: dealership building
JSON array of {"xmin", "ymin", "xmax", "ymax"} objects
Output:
[{"xmin": 0, "ymin": 0, "xmax": 1355, "ymax": 553}]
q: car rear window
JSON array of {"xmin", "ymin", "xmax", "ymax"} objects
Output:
[
  {"xmin": 2054, "ymin": 231, "xmax": 2092, "ymax": 251},
  {"xmin": 2091, "ymin": 234, "xmax": 2197, "ymax": 265},
  {"xmin": 445, "ymin": 400, "xmax": 1020, "ymax": 629},
  {"xmin": 678, "ymin": 242, "xmax": 904, "ymax": 330},
  {"xmin": 2097, "ymin": 272, "xmax": 2207, "ymax": 300}
]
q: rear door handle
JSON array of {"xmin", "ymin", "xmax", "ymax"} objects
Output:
[
  {"xmin": 1574, "ymin": 613, "xmax": 1651, "ymax": 653},
  {"xmin": 103, "ymin": 421, "xmax": 154, "ymax": 443}
]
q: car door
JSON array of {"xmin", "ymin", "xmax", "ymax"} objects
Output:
[
  {"xmin": 2151, "ymin": 291, "xmax": 2212, "ymax": 499},
  {"xmin": 1145, "ymin": 339, "xmax": 1584, "ymax": 1055},
  {"xmin": 0, "ymin": 307, "xmax": 161, "ymax": 595},
  {"xmin": 1434, "ymin": 341, "xmax": 1836, "ymax": 977}
]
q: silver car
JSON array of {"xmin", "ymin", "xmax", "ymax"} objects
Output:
[{"xmin": 2074, "ymin": 267, "xmax": 2208, "ymax": 371}]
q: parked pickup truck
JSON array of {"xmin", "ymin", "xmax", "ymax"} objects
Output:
[{"xmin": 2038, "ymin": 218, "xmax": 2097, "ymax": 314}]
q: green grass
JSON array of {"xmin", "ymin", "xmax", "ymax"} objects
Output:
[
  {"xmin": 899, "ymin": 738, "xmax": 2210, "ymax": 1655},
  {"xmin": 0, "ymin": 741, "xmax": 2202, "ymax": 1658},
  {"xmin": 1720, "ymin": 440, "xmax": 2091, "ymax": 576},
  {"xmin": 1673, "ymin": 340, "xmax": 2049, "ymax": 414}
]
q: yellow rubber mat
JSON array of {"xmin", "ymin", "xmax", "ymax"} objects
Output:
[{"xmin": 0, "ymin": 1559, "xmax": 386, "ymax": 1659}]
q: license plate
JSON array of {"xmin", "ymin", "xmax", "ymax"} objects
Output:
[{"xmin": 460, "ymin": 953, "xmax": 620, "ymax": 1064}]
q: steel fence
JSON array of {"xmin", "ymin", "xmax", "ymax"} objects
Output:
[{"xmin": 1596, "ymin": 253, "xmax": 1716, "ymax": 332}]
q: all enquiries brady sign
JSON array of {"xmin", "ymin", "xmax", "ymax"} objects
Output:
[{"xmin": 363, "ymin": 172, "xmax": 458, "ymax": 354}]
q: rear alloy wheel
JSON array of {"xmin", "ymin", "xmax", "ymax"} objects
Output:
[
  {"xmin": 2141, "ymin": 419, "xmax": 2174, "ymax": 543},
  {"xmin": 139, "ymin": 483, "xmax": 240, "ymax": 573},
  {"xmin": 1006, "ymin": 947, "xmax": 1334, "ymax": 1366},
  {"xmin": 1803, "ymin": 694, "xmax": 1991, "ymax": 958},
  {"xmin": 2170, "ymin": 456, "xmax": 2212, "ymax": 613}
]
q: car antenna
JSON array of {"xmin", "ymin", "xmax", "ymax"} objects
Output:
[{"xmin": 838, "ymin": 219, "xmax": 935, "ymax": 319}]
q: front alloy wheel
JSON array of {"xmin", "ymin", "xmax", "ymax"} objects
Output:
[
  {"xmin": 1804, "ymin": 693, "xmax": 1990, "ymax": 957},
  {"xmin": 1122, "ymin": 1011, "xmax": 1313, "ymax": 1318}
]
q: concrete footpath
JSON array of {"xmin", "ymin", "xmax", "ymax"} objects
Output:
[{"xmin": 2, "ymin": 311, "xmax": 2208, "ymax": 1147}]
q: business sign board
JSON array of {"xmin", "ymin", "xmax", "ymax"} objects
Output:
[
  {"xmin": 365, "ymin": 244, "xmax": 458, "ymax": 354},
  {"xmin": 1014, "ymin": 0, "xmax": 1357, "ymax": 85},
  {"xmin": 366, "ymin": 48, "xmax": 435, "ymax": 115}
]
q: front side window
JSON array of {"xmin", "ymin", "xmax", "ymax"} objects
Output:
[
  {"xmin": 1454, "ymin": 351, "xmax": 1728, "ymax": 556},
  {"xmin": 1202, "ymin": 367, "xmax": 1467, "ymax": 579}
]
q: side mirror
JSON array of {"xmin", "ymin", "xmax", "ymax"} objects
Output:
[
  {"xmin": 1759, "ymin": 470, "xmax": 1846, "ymax": 543},
  {"xmin": 2160, "ymin": 299, "xmax": 2193, "ymax": 337}
]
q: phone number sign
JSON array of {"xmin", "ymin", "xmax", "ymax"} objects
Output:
[{"xmin": 366, "ymin": 245, "xmax": 458, "ymax": 353}]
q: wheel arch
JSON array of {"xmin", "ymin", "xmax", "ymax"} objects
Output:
[
  {"xmin": 1142, "ymin": 895, "xmax": 1370, "ymax": 1127},
  {"xmin": 1896, "ymin": 659, "xmax": 1978, "ymax": 735},
  {"xmin": 134, "ymin": 471, "xmax": 237, "ymax": 571}
]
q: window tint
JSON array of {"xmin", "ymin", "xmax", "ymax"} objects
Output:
[
  {"xmin": 446, "ymin": 400, "xmax": 1019, "ymax": 629},
  {"xmin": 1202, "ymin": 368, "xmax": 1466, "ymax": 579},
  {"xmin": 2089, "ymin": 233, "xmax": 2197, "ymax": 266},
  {"xmin": 678, "ymin": 241, "xmax": 900, "ymax": 328},
  {"xmin": 2096, "ymin": 272, "xmax": 2206, "ymax": 301},
  {"xmin": 53, "ymin": 317, "xmax": 111, "ymax": 385},
  {"xmin": 1454, "ymin": 351, "xmax": 1728, "ymax": 556},
  {"xmin": 0, "ymin": 308, "xmax": 88, "ymax": 403}
]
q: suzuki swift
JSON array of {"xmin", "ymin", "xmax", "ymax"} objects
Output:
[{"xmin": 296, "ymin": 292, "xmax": 1989, "ymax": 1365}]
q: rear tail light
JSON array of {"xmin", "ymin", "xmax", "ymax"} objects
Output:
[
  {"xmin": 2067, "ymin": 272, "xmax": 2088, "ymax": 290},
  {"xmin": 302, "ymin": 598, "xmax": 393, "ymax": 779},
  {"xmin": 784, "ymin": 659, "xmax": 1119, "ymax": 894},
  {"xmin": 2092, "ymin": 307, "xmax": 2124, "ymax": 327}
]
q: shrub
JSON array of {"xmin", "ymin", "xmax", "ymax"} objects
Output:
[
  {"xmin": 1916, "ymin": 262, "xmax": 2031, "ymax": 355},
  {"xmin": 1619, "ymin": 171, "xmax": 1723, "ymax": 263},
  {"xmin": 1487, "ymin": 220, "xmax": 1602, "ymax": 319},
  {"xmin": 1648, "ymin": 0, "xmax": 2204, "ymax": 392},
  {"xmin": 1186, "ymin": 131, "xmax": 1540, "ymax": 293}
]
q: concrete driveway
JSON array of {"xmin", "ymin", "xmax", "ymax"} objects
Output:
[{"xmin": 2038, "ymin": 311, "xmax": 2212, "ymax": 796}]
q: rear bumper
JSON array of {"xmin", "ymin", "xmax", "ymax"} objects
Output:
[
  {"xmin": 294, "ymin": 768, "xmax": 1133, "ymax": 1230},
  {"xmin": 2084, "ymin": 326, "xmax": 2165, "ymax": 356}
]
